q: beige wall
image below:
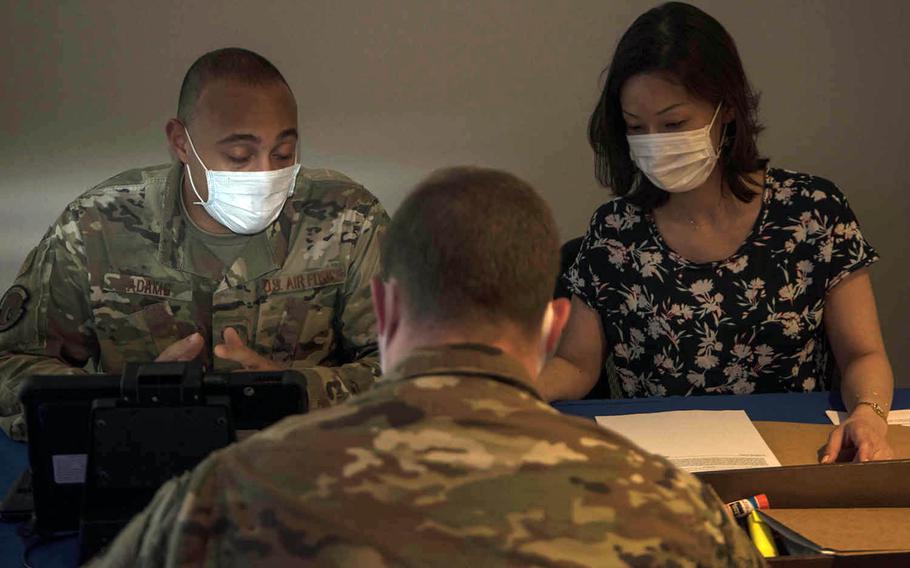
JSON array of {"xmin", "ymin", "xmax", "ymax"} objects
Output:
[{"xmin": 1, "ymin": 0, "xmax": 908, "ymax": 386}]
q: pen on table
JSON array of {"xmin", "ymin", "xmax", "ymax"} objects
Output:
[
  {"xmin": 747, "ymin": 510, "xmax": 778, "ymax": 558},
  {"xmin": 726, "ymin": 493, "xmax": 770, "ymax": 518}
]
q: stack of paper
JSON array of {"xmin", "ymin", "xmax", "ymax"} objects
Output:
[{"xmin": 595, "ymin": 410, "xmax": 781, "ymax": 473}]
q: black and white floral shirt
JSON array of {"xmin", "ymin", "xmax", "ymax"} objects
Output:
[{"xmin": 565, "ymin": 168, "xmax": 878, "ymax": 397}]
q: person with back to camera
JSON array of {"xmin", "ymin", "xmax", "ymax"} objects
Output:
[
  {"xmin": 539, "ymin": 2, "xmax": 895, "ymax": 463},
  {"xmin": 86, "ymin": 167, "xmax": 765, "ymax": 567}
]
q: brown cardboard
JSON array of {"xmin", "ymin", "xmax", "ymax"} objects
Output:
[
  {"xmin": 696, "ymin": 454, "xmax": 910, "ymax": 565},
  {"xmin": 698, "ymin": 459, "xmax": 910, "ymax": 508},
  {"xmin": 761, "ymin": 508, "xmax": 910, "ymax": 552},
  {"xmin": 764, "ymin": 553, "xmax": 910, "ymax": 567},
  {"xmin": 753, "ymin": 421, "xmax": 910, "ymax": 466}
]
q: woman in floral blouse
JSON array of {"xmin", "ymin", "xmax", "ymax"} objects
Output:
[{"xmin": 539, "ymin": 2, "xmax": 894, "ymax": 461}]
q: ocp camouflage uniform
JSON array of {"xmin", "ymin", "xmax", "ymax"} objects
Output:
[
  {"xmin": 87, "ymin": 344, "xmax": 765, "ymax": 567},
  {"xmin": 0, "ymin": 163, "xmax": 388, "ymax": 441}
]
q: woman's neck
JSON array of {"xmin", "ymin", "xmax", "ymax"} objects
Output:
[{"xmin": 659, "ymin": 166, "xmax": 733, "ymax": 227}]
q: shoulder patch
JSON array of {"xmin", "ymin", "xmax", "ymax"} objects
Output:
[{"xmin": 0, "ymin": 285, "xmax": 29, "ymax": 332}]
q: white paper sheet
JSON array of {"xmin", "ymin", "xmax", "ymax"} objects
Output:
[
  {"xmin": 595, "ymin": 410, "xmax": 781, "ymax": 473},
  {"xmin": 826, "ymin": 408, "xmax": 910, "ymax": 426}
]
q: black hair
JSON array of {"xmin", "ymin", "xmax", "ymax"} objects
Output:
[
  {"xmin": 589, "ymin": 2, "xmax": 767, "ymax": 208},
  {"xmin": 177, "ymin": 48, "xmax": 290, "ymax": 124}
]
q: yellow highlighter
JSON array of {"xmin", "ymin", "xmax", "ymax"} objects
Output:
[{"xmin": 747, "ymin": 510, "xmax": 778, "ymax": 558}]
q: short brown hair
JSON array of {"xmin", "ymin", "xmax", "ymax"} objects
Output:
[{"xmin": 381, "ymin": 167, "xmax": 560, "ymax": 332}]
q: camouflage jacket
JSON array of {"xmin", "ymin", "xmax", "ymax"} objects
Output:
[
  {"xmin": 0, "ymin": 163, "xmax": 388, "ymax": 441},
  {"xmin": 87, "ymin": 344, "xmax": 765, "ymax": 567}
]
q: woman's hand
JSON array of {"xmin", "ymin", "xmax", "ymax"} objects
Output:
[
  {"xmin": 823, "ymin": 269, "xmax": 895, "ymax": 463},
  {"xmin": 820, "ymin": 404, "xmax": 894, "ymax": 463}
]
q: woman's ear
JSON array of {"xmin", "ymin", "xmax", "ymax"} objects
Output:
[{"xmin": 721, "ymin": 103, "xmax": 736, "ymax": 126}]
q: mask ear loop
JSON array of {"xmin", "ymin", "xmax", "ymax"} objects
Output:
[
  {"xmin": 717, "ymin": 122, "xmax": 729, "ymax": 156},
  {"xmin": 288, "ymin": 145, "xmax": 301, "ymax": 196},
  {"xmin": 183, "ymin": 129, "xmax": 210, "ymax": 206},
  {"xmin": 708, "ymin": 103, "xmax": 727, "ymax": 159}
]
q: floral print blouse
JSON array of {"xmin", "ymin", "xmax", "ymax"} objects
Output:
[{"xmin": 564, "ymin": 168, "xmax": 878, "ymax": 397}]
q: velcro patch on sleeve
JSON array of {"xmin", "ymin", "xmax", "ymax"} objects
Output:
[{"xmin": 0, "ymin": 285, "xmax": 29, "ymax": 332}]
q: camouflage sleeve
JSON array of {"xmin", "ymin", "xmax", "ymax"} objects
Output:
[
  {"xmin": 611, "ymin": 448, "xmax": 766, "ymax": 566},
  {"xmin": 83, "ymin": 461, "xmax": 212, "ymax": 568},
  {"xmin": 0, "ymin": 207, "xmax": 98, "ymax": 440},
  {"xmin": 288, "ymin": 199, "xmax": 388, "ymax": 410}
]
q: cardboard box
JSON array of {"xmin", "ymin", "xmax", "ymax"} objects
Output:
[
  {"xmin": 697, "ymin": 434, "xmax": 910, "ymax": 567},
  {"xmin": 752, "ymin": 421, "xmax": 910, "ymax": 466}
]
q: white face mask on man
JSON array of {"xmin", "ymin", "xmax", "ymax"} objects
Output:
[
  {"xmin": 627, "ymin": 103, "xmax": 725, "ymax": 193},
  {"xmin": 183, "ymin": 128, "xmax": 301, "ymax": 235}
]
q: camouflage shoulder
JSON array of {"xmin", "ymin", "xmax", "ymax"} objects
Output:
[
  {"xmin": 69, "ymin": 163, "xmax": 172, "ymax": 211},
  {"xmin": 62, "ymin": 163, "xmax": 174, "ymax": 228},
  {"xmin": 292, "ymin": 167, "xmax": 385, "ymax": 214},
  {"xmin": 87, "ymin": 163, "xmax": 172, "ymax": 192},
  {"xmin": 233, "ymin": 379, "xmax": 401, "ymax": 445}
]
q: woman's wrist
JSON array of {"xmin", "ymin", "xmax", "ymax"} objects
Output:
[
  {"xmin": 853, "ymin": 400, "xmax": 888, "ymax": 421},
  {"xmin": 848, "ymin": 402, "xmax": 889, "ymax": 430}
]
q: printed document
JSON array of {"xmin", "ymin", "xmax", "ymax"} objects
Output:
[{"xmin": 595, "ymin": 410, "xmax": 781, "ymax": 472}]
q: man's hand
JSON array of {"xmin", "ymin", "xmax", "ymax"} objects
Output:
[
  {"xmin": 155, "ymin": 332, "xmax": 204, "ymax": 362},
  {"xmin": 821, "ymin": 404, "xmax": 894, "ymax": 463},
  {"xmin": 214, "ymin": 327, "xmax": 281, "ymax": 371}
]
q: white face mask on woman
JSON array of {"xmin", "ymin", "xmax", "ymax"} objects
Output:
[
  {"xmin": 627, "ymin": 103, "xmax": 724, "ymax": 193},
  {"xmin": 184, "ymin": 128, "xmax": 301, "ymax": 235}
]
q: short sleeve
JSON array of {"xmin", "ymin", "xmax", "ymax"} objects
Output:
[
  {"xmin": 562, "ymin": 208, "xmax": 607, "ymax": 312},
  {"xmin": 561, "ymin": 199, "xmax": 641, "ymax": 313},
  {"xmin": 823, "ymin": 186, "xmax": 879, "ymax": 292}
]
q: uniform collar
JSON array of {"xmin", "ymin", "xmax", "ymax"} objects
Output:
[
  {"xmin": 385, "ymin": 343, "xmax": 544, "ymax": 401},
  {"xmin": 157, "ymin": 162, "xmax": 294, "ymax": 285}
]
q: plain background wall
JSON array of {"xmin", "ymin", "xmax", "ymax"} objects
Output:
[{"xmin": 1, "ymin": 0, "xmax": 908, "ymax": 387}]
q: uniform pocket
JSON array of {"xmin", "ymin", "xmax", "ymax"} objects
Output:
[
  {"xmin": 93, "ymin": 273, "xmax": 196, "ymax": 372},
  {"xmin": 253, "ymin": 269, "xmax": 343, "ymax": 366},
  {"xmin": 93, "ymin": 301, "xmax": 194, "ymax": 372},
  {"xmin": 132, "ymin": 301, "xmax": 198, "ymax": 356},
  {"xmin": 255, "ymin": 295, "xmax": 310, "ymax": 365},
  {"xmin": 295, "ymin": 303, "xmax": 334, "ymax": 364}
]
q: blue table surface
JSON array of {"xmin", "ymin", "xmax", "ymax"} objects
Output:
[{"xmin": 3, "ymin": 388, "xmax": 909, "ymax": 566}]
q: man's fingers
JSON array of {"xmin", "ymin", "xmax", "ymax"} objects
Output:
[
  {"xmin": 213, "ymin": 328, "xmax": 280, "ymax": 371},
  {"xmin": 213, "ymin": 343, "xmax": 232, "ymax": 360},
  {"xmin": 181, "ymin": 333, "xmax": 205, "ymax": 360},
  {"xmin": 222, "ymin": 327, "xmax": 245, "ymax": 348},
  {"xmin": 155, "ymin": 333, "xmax": 203, "ymax": 362},
  {"xmin": 820, "ymin": 426, "xmax": 844, "ymax": 464},
  {"xmin": 215, "ymin": 344, "xmax": 259, "ymax": 368}
]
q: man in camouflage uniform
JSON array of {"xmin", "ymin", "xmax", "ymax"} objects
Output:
[
  {"xmin": 0, "ymin": 48, "xmax": 388, "ymax": 441},
  {"xmin": 88, "ymin": 167, "xmax": 764, "ymax": 567}
]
